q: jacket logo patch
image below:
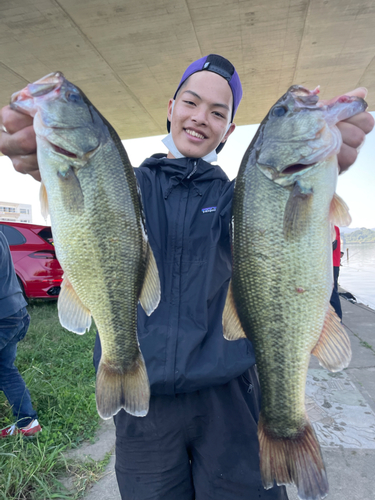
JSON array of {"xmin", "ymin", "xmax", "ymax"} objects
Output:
[{"xmin": 202, "ymin": 207, "xmax": 216, "ymax": 213}]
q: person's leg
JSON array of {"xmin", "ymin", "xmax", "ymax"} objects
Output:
[
  {"xmin": 330, "ymin": 266, "xmax": 342, "ymax": 320},
  {"xmin": 93, "ymin": 331, "xmax": 101, "ymax": 372},
  {"xmin": 187, "ymin": 367, "xmax": 288, "ymax": 500},
  {"xmin": 0, "ymin": 308, "xmax": 37, "ymax": 428},
  {"xmin": 114, "ymin": 394, "xmax": 194, "ymax": 500}
]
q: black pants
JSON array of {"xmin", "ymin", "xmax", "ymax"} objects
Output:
[
  {"xmin": 113, "ymin": 366, "xmax": 288, "ymax": 500},
  {"xmin": 330, "ymin": 266, "xmax": 342, "ymax": 320}
]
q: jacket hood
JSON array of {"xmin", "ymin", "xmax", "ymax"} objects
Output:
[{"xmin": 139, "ymin": 155, "xmax": 230, "ymax": 199}]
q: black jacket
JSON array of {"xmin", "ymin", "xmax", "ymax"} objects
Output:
[{"xmin": 134, "ymin": 155, "xmax": 255, "ymax": 395}]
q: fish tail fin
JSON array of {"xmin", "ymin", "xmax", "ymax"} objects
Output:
[
  {"xmin": 96, "ymin": 353, "xmax": 150, "ymax": 419},
  {"xmin": 259, "ymin": 415, "xmax": 329, "ymax": 500}
]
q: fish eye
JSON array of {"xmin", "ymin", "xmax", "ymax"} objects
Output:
[
  {"xmin": 67, "ymin": 92, "xmax": 81, "ymax": 103},
  {"xmin": 272, "ymin": 106, "xmax": 288, "ymax": 117}
]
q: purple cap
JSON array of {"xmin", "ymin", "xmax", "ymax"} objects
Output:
[{"xmin": 167, "ymin": 54, "xmax": 243, "ymax": 152}]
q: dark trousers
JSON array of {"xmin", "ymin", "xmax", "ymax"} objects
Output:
[
  {"xmin": 0, "ymin": 307, "xmax": 37, "ymax": 428},
  {"xmin": 113, "ymin": 366, "xmax": 288, "ymax": 500},
  {"xmin": 330, "ymin": 266, "xmax": 342, "ymax": 320}
]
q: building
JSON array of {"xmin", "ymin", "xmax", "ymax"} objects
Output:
[{"xmin": 0, "ymin": 201, "xmax": 32, "ymax": 224}]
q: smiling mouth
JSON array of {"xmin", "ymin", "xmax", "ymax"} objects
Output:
[{"xmin": 185, "ymin": 129, "xmax": 206, "ymax": 140}]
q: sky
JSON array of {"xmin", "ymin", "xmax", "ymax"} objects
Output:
[{"xmin": 0, "ymin": 112, "xmax": 374, "ymax": 229}]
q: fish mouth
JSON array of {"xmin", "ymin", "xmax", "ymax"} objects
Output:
[
  {"xmin": 28, "ymin": 72, "xmax": 64, "ymax": 97},
  {"xmin": 50, "ymin": 141, "xmax": 99, "ymax": 159},
  {"xmin": 281, "ymin": 163, "xmax": 316, "ymax": 175},
  {"xmin": 258, "ymin": 161, "xmax": 317, "ymax": 183},
  {"xmin": 11, "ymin": 72, "xmax": 64, "ymax": 104},
  {"xmin": 51, "ymin": 143, "xmax": 78, "ymax": 158}
]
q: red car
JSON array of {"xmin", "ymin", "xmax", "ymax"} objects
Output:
[{"xmin": 0, "ymin": 221, "xmax": 63, "ymax": 299}]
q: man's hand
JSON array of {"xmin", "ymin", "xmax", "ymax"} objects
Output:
[
  {"xmin": 0, "ymin": 105, "xmax": 41, "ymax": 181},
  {"xmin": 330, "ymin": 88, "xmax": 374, "ymax": 173}
]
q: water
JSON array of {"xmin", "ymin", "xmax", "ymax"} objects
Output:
[{"xmin": 339, "ymin": 242, "xmax": 375, "ymax": 310}]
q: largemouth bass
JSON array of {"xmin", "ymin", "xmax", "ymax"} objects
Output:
[
  {"xmin": 223, "ymin": 86, "xmax": 367, "ymax": 500},
  {"xmin": 10, "ymin": 72, "xmax": 160, "ymax": 419}
]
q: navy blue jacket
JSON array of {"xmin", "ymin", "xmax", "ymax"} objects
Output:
[
  {"xmin": 134, "ymin": 155, "xmax": 255, "ymax": 395},
  {"xmin": 0, "ymin": 232, "xmax": 27, "ymax": 320}
]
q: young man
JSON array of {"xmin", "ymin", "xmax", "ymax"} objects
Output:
[
  {"xmin": 96, "ymin": 55, "xmax": 286, "ymax": 499},
  {"xmin": 0, "ymin": 55, "xmax": 373, "ymax": 499},
  {"xmin": 0, "ymin": 232, "xmax": 41, "ymax": 437}
]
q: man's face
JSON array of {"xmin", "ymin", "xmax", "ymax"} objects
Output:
[{"xmin": 167, "ymin": 71, "xmax": 236, "ymax": 159}]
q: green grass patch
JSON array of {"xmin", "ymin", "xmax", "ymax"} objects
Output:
[{"xmin": 0, "ymin": 300, "xmax": 101, "ymax": 499}]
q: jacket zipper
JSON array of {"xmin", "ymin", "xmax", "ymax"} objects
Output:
[{"xmin": 186, "ymin": 160, "xmax": 197, "ymax": 179}]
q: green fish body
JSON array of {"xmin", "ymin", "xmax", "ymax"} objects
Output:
[
  {"xmin": 223, "ymin": 86, "xmax": 366, "ymax": 500},
  {"xmin": 11, "ymin": 72, "xmax": 160, "ymax": 419}
]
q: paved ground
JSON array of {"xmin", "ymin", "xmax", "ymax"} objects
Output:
[
  {"xmin": 286, "ymin": 294, "xmax": 375, "ymax": 500},
  {"xmin": 67, "ymin": 293, "xmax": 375, "ymax": 500}
]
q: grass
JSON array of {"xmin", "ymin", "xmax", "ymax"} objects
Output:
[{"xmin": 0, "ymin": 300, "xmax": 102, "ymax": 499}]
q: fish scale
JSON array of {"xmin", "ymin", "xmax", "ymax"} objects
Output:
[
  {"xmin": 234, "ymin": 158, "xmax": 336, "ymax": 485},
  {"xmin": 223, "ymin": 85, "xmax": 366, "ymax": 500},
  {"xmin": 10, "ymin": 72, "xmax": 160, "ymax": 419}
]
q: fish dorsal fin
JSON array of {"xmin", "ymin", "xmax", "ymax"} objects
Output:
[
  {"xmin": 39, "ymin": 181, "xmax": 49, "ymax": 220},
  {"xmin": 139, "ymin": 244, "xmax": 161, "ymax": 316},
  {"xmin": 58, "ymin": 276, "xmax": 92, "ymax": 334},
  {"xmin": 330, "ymin": 193, "xmax": 351, "ymax": 227},
  {"xmin": 283, "ymin": 181, "xmax": 313, "ymax": 239},
  {"xmin": 311, "ymin": 305, "xmax": 352, "ymax": 371},
  {"xmin": 222, "ymin": 280, "xmax": 247, "ymax": 341}
]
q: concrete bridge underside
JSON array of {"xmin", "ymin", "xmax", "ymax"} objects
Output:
[{"xmin": 1, "ymin": 0, "xmax": 374, "ymax": 139}]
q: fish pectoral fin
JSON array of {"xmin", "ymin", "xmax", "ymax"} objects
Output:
[
  {"xmin": 222, "ymin": 280, "xmax": 247, "ymax": 341},
  {"xmin": 39, "ymin": 182, "xmax": 49, "ymax": 219},
  {"xmin": 139, "ymin": 244, "xmax": 161, "ymax": 316},
  {"xmin": 330, "ymin": 193, "xmax": 351, "ymax": 227},
  {"xmin": 96, "ymin": 352, "xmax": 150, "ymax": 419},
  {"xmin": 283, "ymin": 181, "xmax": 313, "ymax": 239},
  {"xmin": 258, "ymin": 414, "xmax": 328, "ymax": 500},
  {"xmin": 58, "ymin": 276, "xmax": 92, "ymax": 334},
  {"xmin": 57, "ymin": 166, "xmax": 85, "ymax": 215},
  {"xmin": 311, "ymin": 305, "xmax": 352, "ymax": 372}
]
